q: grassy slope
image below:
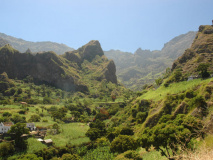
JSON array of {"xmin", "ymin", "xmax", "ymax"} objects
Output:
[
  {"xmin": 45, "ymin": 123, "xmax": 90, "ymax": 147},
  {"xmin": 139, "ymin": 78, "xmax": 213, "ymax": 101}
]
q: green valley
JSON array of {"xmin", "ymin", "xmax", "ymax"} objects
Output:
[{"xmin": 0, "ymin": 25, "xmax": 213, "ymax": 160}]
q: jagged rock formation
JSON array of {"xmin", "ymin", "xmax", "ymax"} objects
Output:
[
  {"xmin": 63, "ymin": 40, "xmax": 104, "ymax": 64},
  {"xmin": 105, "ymin": 31, "xmax": 197, "ymax": 90},
  {"xmin": 172, "ymin": 25, "xmax": 213, "ymax": 75},
  {"xmin": 0, "ymin": 32, "xmax": 74, "ymax": 54},
  {"xmin": 0, "ymin": 41, "xmax": 117, "ymax": 93}
]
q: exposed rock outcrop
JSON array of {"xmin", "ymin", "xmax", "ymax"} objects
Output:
[
  {"xmin": 102, "ymin": 60, "xmax": 117, "ymax": 84},
  {"xmin": 63, "ymin": 40, "xmax": 104, "ymax": 63},
  {"xmin": 0, "ymin": 44, "xmax": 86, "ymax": 92},
  {"xmin": 172, "ymin": 25, "xmax": 213, "ymax": 75},
  {"xmin": 0, "ymin": 40, "xmax": 118, "ymax": 92}
]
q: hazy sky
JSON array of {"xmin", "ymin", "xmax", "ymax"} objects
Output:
[{"xmin": 1, "ymin": 0, "xmax": 213, "ymax": 52}]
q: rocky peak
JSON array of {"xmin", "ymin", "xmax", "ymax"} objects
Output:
[
  {"xmin": 25, "ymin": 48, "xmax": 32, "ymax": 54},
  {"xmin": 63, "ymin": 40, "xmax": 104, "ymax": 64},
  {"xmin": 134, "ymin": 48, "xmax": 153, "ymax": 58},
  {"xmin": 79, "ymin": 40, "xmax": 104, "ymax": 61},
  {"xmin": 103, "ymin": 60, "xmax": 117, "ymax": 84}
]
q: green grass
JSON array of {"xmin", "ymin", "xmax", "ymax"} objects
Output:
[
  {"xmin": 141, "ymin": 150, "xmax": 167, "ymax": 160},
  {"xmin": 83, "ymin": 146, "xmax": 115, "ymax": 160},
  {"xmin": 0, "ymin": 104, "xmax": 22, "ymax": 113},
  {"xmin": 27, "ymin": 137, "xmax": 47, "ymax": 154},
  {"xmin": 202, "ymin": 134, "xmax": 213, "ymax": 149},
  {"xmin": 139, "ymin": 78, "xmax": 213, "ymax": 101},
  {"xmin": 45, "ymin": 123, "xmax": 90, "ymax": 147}
]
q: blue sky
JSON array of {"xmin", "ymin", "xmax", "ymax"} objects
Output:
[{"xmin": 1, "ymin": 0, "xmax": 213, "ymax": 52}]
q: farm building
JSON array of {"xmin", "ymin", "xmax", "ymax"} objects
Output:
[
  {"xmin": 0, "ymin": 122, "xmax": 14, "ymax": 133},
  {"xmin": 26, "ymin": 123, "xmax": 36, "ymax": 131}
]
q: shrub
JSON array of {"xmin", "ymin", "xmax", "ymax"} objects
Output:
[
  {"xmin": 95, "ymin": 137, "xmax": 110, "ymax": 146},
  {"xmin": 17, "ymin": 154, "xmax": 43, "ymax": 160},
  {"xmin": 85, "ymin": 128, "xmax": 102, "ymax": 141},
  {"xmin": 2, "ymin": 112, "xmax": 12, "ymax": 117},
  {"xmin": 11, "ymin": 114, "xmax": 26, "ymax": 124},
  {"xmin": 136, "ymin": 112, "xmax": 147, "ymax": 124},
  {"xmin": 43, "ymin": 96, "xmax": 52, "ymax": 104},
  {"xmin": 110, "ymin": 135, "xmax": 138, "ymax": 153},
  {"xmin": 197, "ymin": 63, "xmax": 210, "ymax": 78},
  {"xmin": 4, "ymin": 88, "xmax": 16, "ymax": 96},
  {"xmin": 120, "ymin": 127, "xmax": 134, "ymax": 135},
  {"xmin": 0, "ymin": 142, "xmax": 15, "ymax": 157},
  {"xmin": 123, "ymin": 150, "xmax": 143, "ymax": 160},
  {"xmin": 28, "ymin": 114, "xmax": 41, "ymax": 122},
  {"xmin": 139, "ymin": 115, "xmax": 204, "ymax": 159},
  {"xmin": 61, "ymin": 153, "xmax": 80, "ymax": 160}
]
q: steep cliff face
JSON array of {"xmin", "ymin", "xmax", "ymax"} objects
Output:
[
  {"xmin": 103, "ymin": 60, "xmax": 117, "ymax": 84},
  {"xmin": 0, "ymin": 44, "xmax": 86, "ymax": 92},
  {"xmin": 63, "ymin": 40, "xmax": 117, "ymax": 84},
  {"xmin": 0, "ymin": 40, "xmax": 118, "ymax": 93},
  {"xmin": 172, "ymin": 25, "xmax": 213, "ymax": 75}
]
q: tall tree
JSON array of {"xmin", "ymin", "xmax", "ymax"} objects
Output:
[{"xmin": 8, "ymin": 123, "xmax": 29, "ymax": 150}]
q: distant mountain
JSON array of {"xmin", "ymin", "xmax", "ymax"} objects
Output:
[
  {"xmin": 0, "ymin": 37, "xmax": 9, "ymax": 47},
  {"xmin": 0, "ymin": 41, "xmax": 118, "ymax": 94},
  {"xmin": 105, "ymin": 31, "xmax": 197, "ymax": 91},
  {"xmin": 0, "ymin": 32, "xmax": 74, "ymax": 54}
]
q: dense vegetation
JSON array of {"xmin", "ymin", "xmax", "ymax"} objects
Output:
[{"xmin": 0, "ymin": 25, "xmax": 213, "ymax": 160}]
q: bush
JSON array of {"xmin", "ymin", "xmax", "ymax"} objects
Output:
[
  {"xmin": 110, "ymin": 135, "xmax": 138, "ymax": 153},
  {"xmin": 43, "ymin": 96, "xmax": 52, "ymax": 104},
  {"xmin": 4, "ymin": 88, "xmax": 16, "ymax": 96},
  {"xmin": 0, "ymin": 142, "xmax": 15, "ymax": 157},
  {"xmin": 95, "ymin": 137, "xmax": 110, "ymax": 146},
  {"xmin": 2, "ymin": 112, "xmax": 12, "ymax": 117},
  {"xmin": 85, "ymin": 128, "xmax": 102, "ymax": 141},
  {"xmin": 139, "ymin": 115, "xmax": 204, "ymax": 159},
  {"xmin": 28, "ymin": 114, "xmax": 41, "ymax": 122},
  {"xmin": 197, "ymin": 63, "xmax": 210, "ymax": 78},
  {"xmin": 120, "ymin": 127, "xmax": 134, "ymax": 135},
  {"xmin": 124, "ymin": 150, "xmax": 143, "ymax": 160},
  {"xmin": 136, "ymin": 112, "xmax": 147, "ymax": 124},
  {"xmin": 17, "ymin": 153, "xmax": 43, "ymax": 160},
  {"xmin": 61, "ymin": 153, "xmax": 80, "ymax": 160}
]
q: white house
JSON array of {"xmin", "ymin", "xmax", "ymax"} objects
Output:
[
  {"xmin": 0, "ymin": 122, "xmax": 14, "ymax": 133},
  {"xmin": 26, "ymin": 123, "xmax": 36, "ymax": 131}
]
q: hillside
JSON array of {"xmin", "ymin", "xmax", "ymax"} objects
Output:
[
  {"xmin": 172, "ymin": 25, "xmax": 213, "ymax": 76},
  {"xmin": 0, "ymin": 26, "xmax": 212, "ymax": 160},
  {"xmin": 110, "ymin": 25, "xmax": 213, "ymax": 129},
  {"xmin": 105, "ymin": 26, "xmax": 213, "ymax": 159},
  {"xmin": 105, "ymin": 31, "xmax": 197, "ymax": 90},
  {"xmin": 0, "ymin": 32, "xmax": 74, "ymax": 54},
  {"xmin": 0, "ymin": 40, "xmax": 121, "ymax": 96}
]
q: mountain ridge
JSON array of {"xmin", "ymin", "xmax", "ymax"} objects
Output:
[
  {"xmin": 0, "ymin": 40, "xmax": 118, "ymax": 93},
  {"xmin": 0, "ymin": 32, "xmax": 74, "ymax": 55},
  {"xmin": 105, "ymin": 31, "xmax": 197, "ymax": 90}
]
